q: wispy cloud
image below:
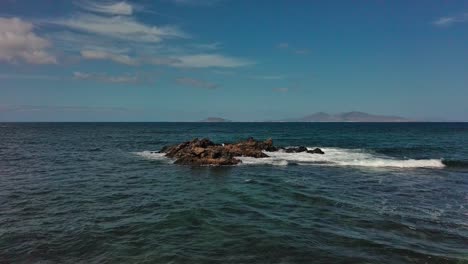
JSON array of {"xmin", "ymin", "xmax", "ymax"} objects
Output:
[
  {"xmin": 0, "ymin": 104, "xmax": 131, "ymax": 113},
  {"xmin": 0, "ymin": 17, "xmax": 56, "ymax": 64},
  {"xmin": 277, "ymin": 43, "xmax": 289, "ymax": 49},
  {"xmin": 145, "ymin": 56, "xmax": 182, "ymax": 65},
  {"xmin": 277, "ymin": 42, "xmax": 310, "ymax": 55},
  {"xmin": 253, "ymin": 75, "xmax": 285, "ymax": 80},
  {"xmin": 78, "ymin": 48, "xmax": 251, "ymax": 68},
  {"xmin": 81, "ymin": 50, "xmax": 138, "ymax": 65},
  {"xmin": 50, "ymin": 13, "xmax": 187, "ymax": 43},
  {"xmin": 39, "ymin": 1, "xmax": 253, "ymax": 68},
  {"xmin": 176, "ymin": 77, "xmax": 218, "ymax": 89},
  {"xmin": 0, "ymin": 1, "xmax": 252, "ymax": 69},
  {"xmin": 433, "ymin": 13, "xmax": 468, "ymax": 27},
  {"xmin": 212, "ymin": 70, "xmax": 236, "ymax": 75},
  {"xmin": 294, "ymin": 49, "xmax": 310, "ymax": 55},
  {"xmin": 73, "ymin": 71, "xmax": 145, "ymax": 84},
  {"xmin": 172, "ymin": 54, "xmax": 254, "ymax": 68},
  {"xmin": 0, "ymin": 104, "xmax": 141, "ymax": 121},
  {"xmin": 191, "ymin": 42, "xmax": 221, "ymax": 50},
  {"xmin": 75, "ymin": 1, "xmax": 134, "ymax": 15},
  {"xmin": 0, "ymin": 73, "xmax": 61, "ymax": 80},
  {"xmin": 78, "ymin": 49, "xmax": 250, "ymax": 68},
  {"xmin": 272, "ymin": 87, "xmax": 289, "ymax": 93}
]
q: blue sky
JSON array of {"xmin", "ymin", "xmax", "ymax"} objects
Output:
[{"xmin": 0, "ymin": 0, "xmax": 467, "ymax": 121}]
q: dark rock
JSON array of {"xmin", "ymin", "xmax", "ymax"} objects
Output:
[
  {"xmin": 160, "ymin": 137, "xmax": 276, "ymax": 166},
  {"xmin": 307, "ymin": 148, "xmax": 325, "ymax": 154},
  {"xmin": 262, "ymin": 138, "xmax": 278, "ymax": 151},
  {"xmin": 223, "ymin": 138, "xmax": 270, "ymax": 158},
  {"xmin": 159, "ymin": 137, "xmax": 325, "ymax": 165},
  {"xmin": 174, "ymin": 156, "xmax": 240, "ymax": 166},
  {"xmin": 284, "ymin": 146, "xmax": 308, "ymax": 153}
]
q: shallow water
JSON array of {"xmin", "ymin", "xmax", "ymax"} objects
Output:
[{"xmin": 1, "ymin": 122, "xmax": 467, "ymax": 263}]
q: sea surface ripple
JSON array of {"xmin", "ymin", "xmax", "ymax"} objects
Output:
[{"xmin": 1, "ymin": 122, "xmax": 467, "ymax": 263}]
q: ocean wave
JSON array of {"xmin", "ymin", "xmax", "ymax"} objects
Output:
[
  {"xmin": 238, "ymin": 147, "xmax": 445, "ymax": 168},
  {"xmin": 134, "ymin": 151, "xmax": 170, "ymax": 161}
]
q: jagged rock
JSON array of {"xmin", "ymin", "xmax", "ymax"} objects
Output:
[
  {"xmin": 223, "ymin": 137, "xmax": 271, "ymax": 158},
  {"xmin": 159, "ymin": 137, "xmax": 325, "ymax": 165},
  {"xmin": 307, "ymin": 148, "xmax": 325, "ymax": 154},
  {"xmin": 284, "ymin": 146, "xmax": 308, "ymax": 153},
  {"xmin": 174, "ymin": 156, "xmax": 240, "ymax": 166},
  {"xmin": 160, "ymin": 137, "xmax": 277, "ymax": 166}
]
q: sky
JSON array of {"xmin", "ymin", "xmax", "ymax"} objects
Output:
[{"xmin": 0, "ymin": 0, "xmax": 467, "ymax": 121}]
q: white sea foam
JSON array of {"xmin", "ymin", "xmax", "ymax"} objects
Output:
[
  {"xmin": 238, "ymin": 147, "xmax": 445, "ymax": 168},
  {"xmin": 239, "ymin": 157, "xmax": 289, "ymax": 166},
  {"xmin": 134, "ymin": 151, "xmax": 171, "ymax": 162},
  {"xmin": 135, "ymin": 148, "xmax": 445, "ymax": 168}
]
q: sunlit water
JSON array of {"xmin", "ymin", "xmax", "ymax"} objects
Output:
[{"xmin": 1, "ymin": 123, "xmax": 467, "ymax": 263}]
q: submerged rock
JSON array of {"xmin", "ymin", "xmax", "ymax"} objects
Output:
[{"xmin": 159, "ymin": 138, "xmax": 324, "ymax": 166}]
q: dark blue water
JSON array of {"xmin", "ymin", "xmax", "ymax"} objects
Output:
[{"xmin": 1, "ymin": 123, "xmax": 467, "ymax": 263}]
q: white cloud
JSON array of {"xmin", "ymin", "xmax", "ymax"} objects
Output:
[
  {"xmin": 277, "ymin": 43, "xmax": 310, "ymax": 55},
  {"xmin": 172, "ymin": 54, "xmax": 254, "ymax": 68},
  {"xmin": 75, "ymin": 1, "xmax": 134, "ymax": 15},
  {"xmin": 35, "ymin": 1, "xmax": 254, "ymax": 68},
  {"xmin": 145, "ymin": 56, "xmax": 181, "ymax": 65},
  {"xmin": 0, "ymin": 104, "xmax": 131, "ymax": 113},
  {"xmin": 0, "ymin": 17, "xmax": 56, "ymax": 64},
  {"xmin": 294, "ymin": 49, "xmax": 309, "ymax": 55},
  {"xmin": 212, "ymin": 70, "xmax": 236, "ymax": 75},
  {"xmin": 51, "ymin": 13, "xmax": 187, "ymax": 43},
  {"xmin": 81, "ymin": 50, "xmax": 138, "ymax": 65},
  {"xmin": 433, "ymin": 17, "xmax": 456, "ymax": 26},
  {"xmin": 0, "ymin": 73, "xmax": 60, "ymax": 80},
  {"xmin": 277, "ymin": 43, "xmax": 289, "ymax": 49},
  {"xmin": 73, "ymin": 71, "xmax": 143, "ymax": 84},
  {"xmin": 191, "ymin": 42, "xmax": 221, "ymax": 50},
  {"xmin": 273, "ymin": 87, "xmax": 289, "ymax": 93},
  {"xmin": 79, "ymin": 49, "xmax": 252, "ymax": 68},
  {"xmin": 433, "ymin": 13, "xmax": 468, "ymax": 26},
  {"xmin": 176, "ymin": 77, "xmax": 218, "ymax": 89}
]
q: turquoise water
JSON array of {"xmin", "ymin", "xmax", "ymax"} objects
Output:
[{"xmin": 1, "ymin": 123, "xmax": 467, "ymax": 263}]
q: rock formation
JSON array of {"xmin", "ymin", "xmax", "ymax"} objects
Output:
[
  {"xmin": 284, "ymin": 146, "xmax": 308, "ymax": 153},
  {"xmin": 307, "ymin": 148, "xmax": 325, "ymax": 154},
  {"xmin": 159, "ymin": 137, "xmax": 324, "ymax": 166}
]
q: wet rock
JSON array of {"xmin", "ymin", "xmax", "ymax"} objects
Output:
[
  {"xmin": 160, "ymin": 137, "xmax": 276, "ymax": 166},
  {"xmin": 174, "ymin": 156, "xmax": 240, "ymax": 166},
  {"xmin": 307, "ymin": 148, "xmax": 325, "ymax": 154},
  {"xmin": 159, "ymin": 137, "xmax": 325, "ymax": 165},
  {"xmin": 284, "ymin": 146, "xmax": 308, "ymax": 153}
]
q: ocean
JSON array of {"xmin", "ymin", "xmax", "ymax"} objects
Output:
[{"xmin": 1, "ymin": 122, "xmax": 467, "ymax": 263}]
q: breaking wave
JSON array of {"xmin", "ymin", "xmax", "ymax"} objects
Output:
[
  {"xmin": 135, "ymin": 148, "xmax": 445, "ymax": 168},
  {"xmin": 134, "ymin": 151, "xmax": 171, "ymax": 162},
  {"xmin": 238, "ymin": 147, "xmax": 445, "ymax": 168}
]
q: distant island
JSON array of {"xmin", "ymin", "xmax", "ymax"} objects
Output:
[
  {"xmin": 199, "ymin": 117, "xmax": 231, "ymax": 122},
  {"xmin": 271, "ymin": 111, "xmax": 411, "ymax": 122},
  {"xmin": 198, "ymin": 112, "xmax": 413, "ymax": 122}
]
